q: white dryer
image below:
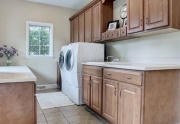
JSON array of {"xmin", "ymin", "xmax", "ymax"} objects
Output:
[
  {"xmin": 59, "ymin": 45, "xmax": 69, "ymax": 96},
  {"xmin": 65, "ymin": 42, "xmax": 104, "ymax": 105}
]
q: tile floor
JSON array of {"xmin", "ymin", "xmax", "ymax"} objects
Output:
[{"xmin": 37, "ymin": 89, "xmax": 109, "ymax": 124}]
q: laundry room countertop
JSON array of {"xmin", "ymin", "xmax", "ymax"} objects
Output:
[
  {"xmin": 82, "ymin": 62, "xmax": 180, "ymax": 71},
  {"xmin": 0, "ymin": 66, "xmax": 37, "ymax": 83}
]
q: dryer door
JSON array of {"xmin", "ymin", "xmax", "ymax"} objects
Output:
[
  {"xmin": 65, "ymin": 49, "xmax": 74, "ymax": 71},
  {"xmin": 59, "ymin": 51, "xmax": 65, "ymax": 70}
]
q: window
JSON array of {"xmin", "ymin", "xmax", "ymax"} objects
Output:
[{"xmin": 26, "ymin": 21, "xmax": 53, "ymax": 57}]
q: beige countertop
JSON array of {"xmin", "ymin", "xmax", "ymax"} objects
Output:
[
  {"xmin": 0, "ymin": 66, "xmax": 37, "ymax": 83},
  {"xmin": 82, "ymin": 62, "xmax": 180, "ymax": 71}
]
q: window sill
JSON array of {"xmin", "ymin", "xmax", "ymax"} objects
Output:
[{"xmin": 26, "ymin": 55, "xmax": 54, "ymax": 59}]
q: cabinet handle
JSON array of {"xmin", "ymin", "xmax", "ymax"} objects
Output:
[
  {"xmin": 114, "ymin": 87, "xmax": 117, "ymax": 96},
  {"xmin": 146, "ymin": 18, "xmax": 149, "ymax": 25},
  {"xmin": 140, "ymin": 19, "xmax": 143, "ymax": 26},
  {"xmin": 119, "ymin": 90, "xmax": 122, "ymax": 96}
]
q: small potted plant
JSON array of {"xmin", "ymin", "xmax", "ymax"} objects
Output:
[{"xmin": 0, "ymin": 45, "xmax": 19, "ymax": 66}]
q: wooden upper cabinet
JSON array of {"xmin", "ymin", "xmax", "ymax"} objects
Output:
[
  {"xmin": 82, "ymin": 74, "xmax": 91, "ymax": 106},
  {"xmin": 85, "ymin": 8, "xmax": 92, "ymax": 43},
  {"xmin": 73, "ymin": 17, "xmax": 79, "ymax": 42},
  {"xmin": 145, "ymin": 0, "xmax": 169, "ymax": 30},
  {"xmin": 118, "ymin": 84, "xmax": 142, "ymax": 124},
  {"xmin": 127, "ymin": 0, "xmax": 144, "ymax": 33},
  {"xmin": 102, "ymin": 79, "xmax": 118, "ymax": 124},
  {"xmin": 69, "ymin": 0, "xmax": 113, "ymax": 42},
  {"xmin": 79, "ymin": 13, "xmax": 85, "ymax": 42},
  {"xmin": 70, "ymin": 21, "xmax": 74, "ymax": 43},
  {"xmin": 91, "ymin": 76, "xmax": 102, "ymax": 115},
  {"xmin": 92, "ymin": 2, "xmax": 101, "ymax": 42}
]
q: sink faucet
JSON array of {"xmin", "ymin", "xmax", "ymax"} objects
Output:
[
  {"xmin": 106, "ymin": 56, "xmax": 120, "ymax": 62},
  {"xmin": 106, "ymin": 56, "xmax": 115, "ymax": 62}
]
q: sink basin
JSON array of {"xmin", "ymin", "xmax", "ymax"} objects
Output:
[{"xmin": 85, "ymin": 62, "xmax": 130, "ymax": 65}]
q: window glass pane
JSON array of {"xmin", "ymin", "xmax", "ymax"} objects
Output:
[
  {"xmin": 29, "ymin": 26, "xmax": 39, "ymax": 35},
  {"xmin": 40, "ymin": 36, "xmax": 49, "ymax": 45},
  {"xmin": 40, "ymin": 46, "xmax": 49, "ymax": 55},
  {"xmin": 28, "ymin": 23, "xmax": 52, "ymax": 56},
  {"xmin": 29, "ymin": 46, "xmax": 39, "ymax": 55},
  {"xmin": 40, "ymin": 27, "xmax": 50, "ymax": 36},
  {"xmin": 30, "ymin": 35, "xmax": 39, "ymax": 45}
]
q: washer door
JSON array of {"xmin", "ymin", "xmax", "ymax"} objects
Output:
[
  {"xmin": 59, "ymin": 51, "xmax": 65, "ymax": 70},
  {"xmin": 65, "ymin": 50, "xmax": 74, "ymax": 71}
]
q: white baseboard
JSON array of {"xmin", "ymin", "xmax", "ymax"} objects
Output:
[{"xmin": 36, "ymin": 84, "xmax": 59, "ymax": 90}]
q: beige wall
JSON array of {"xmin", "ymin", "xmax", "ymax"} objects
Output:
[
  {"xmin": 0, "ymin": 0, "xmax": 77, "ymax": 85},
  {"xmin": 105, "ymin": 0, "xmax": 180, "ymax": 65}
]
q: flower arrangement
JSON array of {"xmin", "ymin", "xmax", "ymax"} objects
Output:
[{"xmin": 0, "ymin": 45, "xmax": 19, "ymax": 66}]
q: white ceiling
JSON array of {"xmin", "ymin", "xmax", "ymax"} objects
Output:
[{"xmin": 26, "ymin": 0, "xmax": 92, "ymax": 9}]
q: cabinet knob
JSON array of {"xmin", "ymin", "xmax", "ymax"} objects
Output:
[{"xmin": 107, "ymin": 73, "xmax": 111, "ymax": 76}]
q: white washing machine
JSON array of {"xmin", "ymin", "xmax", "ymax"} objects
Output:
[
  {"xmin": 59, "ymin": 45, "xmax": 69, "ymax": 96},
  {"xmin": 65, "ymin": 42, "xmax": 104, "ymax": 105}
]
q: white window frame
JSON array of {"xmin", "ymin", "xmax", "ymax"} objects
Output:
[{"xmin": 26, "ymin": 21, "xmax": 53, "ymax": 58}]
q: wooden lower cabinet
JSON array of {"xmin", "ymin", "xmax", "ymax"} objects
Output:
[
  {"xmin": 82, "ymin": 65, "xmax": 180, "ymax": 124},
  {"xmin": 0, "ymin": 82, "xmax": 36, "ymax": 124},
  {"xmin": 91, "ymin": 76, "xmax": 102, "ymax": 114},
  {"xmin": 82, "ymin": 74, "xmax": 103, "ymax": 114},
  {"xmin": 82, "ymin": 74, "xmax": 91, "ymax": 106},
  {"xmin": 118, "ymin": 83, "xmax": 142, "ymax": 124},
  {"xmin": 102, "ymin": 79, "xmax": 118, "ymax": 124}
]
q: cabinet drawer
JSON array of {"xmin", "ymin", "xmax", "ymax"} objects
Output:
[
  {"xmin": 106, "ymin": 31, "xmax": 115, "ymax": 40},
  {"xmin": 114, "ymin": 29, "xmax": 121, "ymax": 38},
  {"xmin": 102, "ymin": 32, "xmax": 106, "ymax": 41},
  {"xmin": 103, "ymin": 68, "xmax": 143, "ymax": 86},
  {"xmin": 83, "ymin": 66, "xmax": 102, "ymax": 77},
  {"xmin": 121, "ymin": 27, "xmax": 127, "ymax": 37}
]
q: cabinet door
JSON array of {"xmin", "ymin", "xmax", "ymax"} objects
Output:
[
  {"xmin": 118, "ymin": 84, "xmax": 142, "ymax": 124},
  {"xmin": 70, "ymin": 21, "xmax": 74, "ymax": 43},
  {"xmin": 82, "ymin": 74, "xmax": 91, "ymax": 106},
  {"xmin": 73, "ymin": 17, "xmax": 79, "ymax": 42},
  {"xmin": 102, "ymin": 79, "xmax": 118, "ymax": 124},
  {"xmin": 79, "ymin": 13, "xmax": 85, "ymax": 42},
  {"xmin": 145, "ymin": 0, "xmax": 168, "ymax": 30},
  {"xmin": 92, "ymin": 2, "xmax": 101, "ymax": 42},
  {"xmin": 85, "ymin": 8, "xmax": 92, "ymax": 42},
  {"xmin": 127, "ymin": 0, "xmax": 144, "ymax": 33},
  {"xmin": 91, "ymin": 76, "xmax": 102, "ymax": 115}
]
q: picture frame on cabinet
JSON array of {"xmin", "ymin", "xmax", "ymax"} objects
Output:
[
  {"xmin": 123, "ymin": 18, "xmax": 127, "ymax": 27},
  {"xmin": 107, "ymin": 20, "xmax": 119, "ymax": 31}
]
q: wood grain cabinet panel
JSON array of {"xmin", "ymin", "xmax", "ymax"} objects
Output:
[
  {"xmin": 82, "ymin": 74, "xmax": 91, "ymax": 106},
  {"xmin": 70, "ymin": 21, "xmax": 74, "ymax": 43},
  {"xmin": 79, "ymin": 13, "xmax": 85, "ymax": 42},
  {"xmin": 127, "ymin": 0, "xmax": 144, "ymax": 33},
  {"xmin": 0, "ymin": 82, "xmax": 36, "ymax": 124},
  {"xmin": 102, "ymin": 79, "xmax": 118, "ymax": 124},
  {"xmin": 85, "ymin": 8, "xmax": 92, "ymax": 42},
  {"xmin": 91, "ymin": 76, "xmax": 102, "ymax": 115},
  {"xmin": 92, "ymin": 2, "xmax": 101, "ymax": 42},
  {"xmin": 118, "ymin": 84, "xmax": 142, "ymax": 124},
  {"xmin": 145, "ymin": 0, "xmax": 169, "ymax": 30},
  {"xmin": 73, "ymin": 17, "xmax": 79, "ymax": 42},
  {"xmin": 70, "ymin": 0, "xmax": 113, "ymax": 43}
]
